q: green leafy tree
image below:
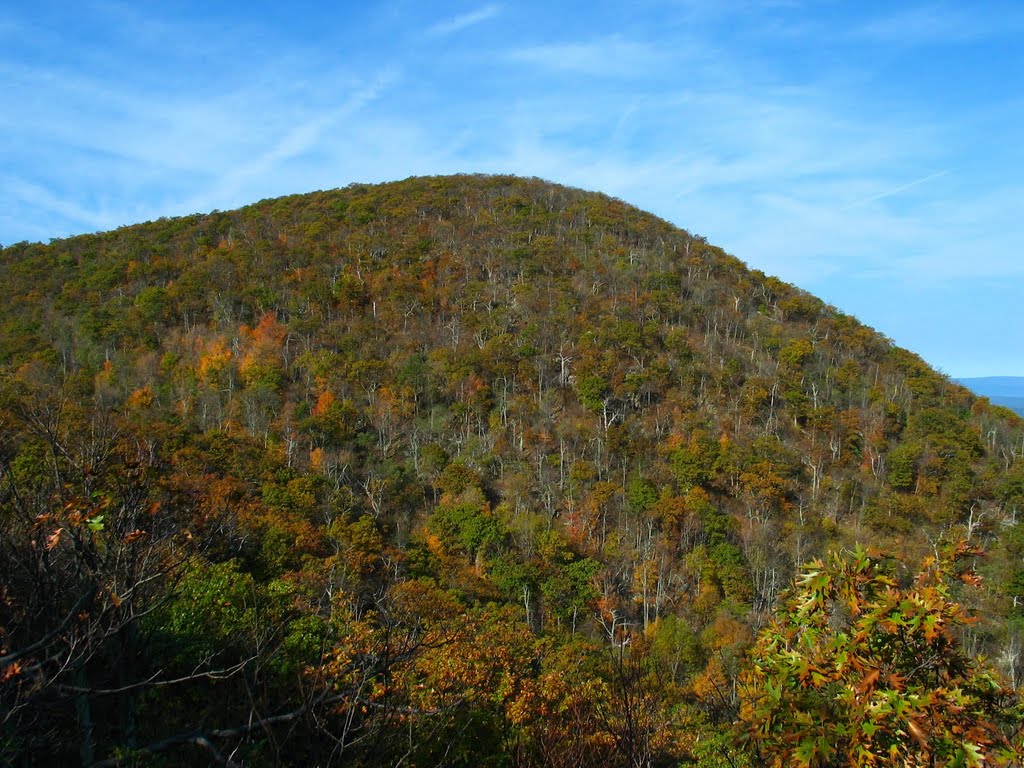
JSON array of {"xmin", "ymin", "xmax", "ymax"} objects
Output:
[
  {"xmin": 741, "ymin": 544, "xmax": 1024, "ymax": 767},
  {"xmin": 541, "ymin": 556, "xmax": 600, "ymax": 633}
]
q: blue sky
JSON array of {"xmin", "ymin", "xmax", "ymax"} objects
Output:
[{"xmin": 3, "ymin": 1, "xmax": 1023, "ymax": 377}]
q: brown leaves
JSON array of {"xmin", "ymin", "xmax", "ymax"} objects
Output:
[
  {"xmin": 959, "ymin": 570, "xmax": 984, "ymax": 588},
  {"xmin": 856, "ymin": 668, "xmax": 880, "ymax": 695},
  {"xmin": 906, "ymin": 718, "xmax": 928, "ymax": 750}
]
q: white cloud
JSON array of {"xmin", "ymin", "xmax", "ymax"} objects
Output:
[
  {"xmin": 4, "ymin": 2, "xmax": 1024, "ymax": 373},
  {"xmin": 1, "ymin": 176, "xmax": 119, "ymax": 234},
  {"xmin": 427, "ymin": 4, "xmax": 501, "ymax": 37},
  {"xmin": 507, "ymin": 38, "xmax": 662, "ymax": 77},
  {"xmin": 841, "ymin": 170, "xmax": 951, "ymax": 210},
  {"xmin": 180, "ymin": 72, "xmax": 397, "ymax": 214},
  {"xmin": 855, "ymin": 4, "xmax": 1024, "ymax": 45}
]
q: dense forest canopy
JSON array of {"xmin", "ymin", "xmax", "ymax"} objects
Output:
[{"xmin": 2, "ymin": 174, "xmax": 1024, "ymax": 765}]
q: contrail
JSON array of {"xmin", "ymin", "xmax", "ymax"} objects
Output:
[{"xmin": 843, "ymin": 169, "xmax": 950, "ymax": 209}]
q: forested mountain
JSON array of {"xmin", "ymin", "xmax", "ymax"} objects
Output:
[{"xmin": 3, "ymin": 174, "xmax": 1024, "ymax": 765}]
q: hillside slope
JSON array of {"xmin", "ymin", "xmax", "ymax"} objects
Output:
[{"xmin": 2, "ymin": 174, "xmax": 1023, "ymax": 765}]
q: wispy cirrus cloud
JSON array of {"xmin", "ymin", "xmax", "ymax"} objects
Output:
[
  {"xmin": 0, "ymin": 176, "xmax": 118, "ymax": 239},
  {"xmin": 841, "ymin": 170, "xmax": 951, "ymax": 210},
  {"xmin": 855, "ymin": 4, "xmax": 1024, "ymax": 44},
  {"xmin": 427, "ymin": 4, "xmax": 501, "ymax": 37},
  {"xmin": 506, "ymin": 37, "xmax": 663, "ymax": 77},
  {"xmin": 4, "ymin": 1, "xmax": 1024, "ymax": 373},
  {"xmin": 182, "ymin": 71, "xmax": 397, "ymax": 213}
]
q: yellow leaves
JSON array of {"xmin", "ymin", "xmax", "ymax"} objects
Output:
[
  {"xmin": 373, "ymin": 384, "xmax": 416, "ymax": 421},
  {"xmin": 424, "ymin": 532, "xmax": 444, "ymax": 557},
  {"xmin": 320, "ymin": 617, "xmax": 380, "ymax": 687},
  {"xmin": 691, "ymin": 581, "xmax": 723, "ymax": 618},
  {"xmin": 309, "ymin": 446, "xmax": 325, "ymax": 472},
  {"xmin": 505, "ymin": 679, "xmax": 541, "ymax": 725},
  {"xmin": 197, "ymin": 337, "xmax": 233, "ymax": 383},
  {"xmin": 658, "ymin": 431, "xmax": 685, "ymax": 454},
  {"xmin": 707, "ymin": 614, "xmax": 752, "ymax": 651},
  {"xmin": 243, "ymin": 312, "xmax": 286, "ymax": 351},
  {"xmin": 652, "ymin": 494, "xmax": 687, "ymax": 529},
  {"xmin": 393, "ymin": 602, "xmax": 535, "ymax": 713},
  {"xmin": 691, "ymin": 655, "xmax": 727, "ymax": 705},
  {"xmin": 312, "ymin": 390, "xmax": 335, "ymax": 418},
  {"xmin": 235, "ymin": 313, "xmax": 287, "ymax": 389},
  {"xmin": 503, "ymin": 653, "xmax": 618, "ymax": 758},
  {"xmin": 388, "ymin": 580, "xmax": 461, "ymax": 627},
  {"xmin": 631, "ymin": 558, "xmax": 660, "ymax": 601},
  {"xmin": 326, "ymin": 515, "xmax": 384, "ymax": 582},
  {"xmin": 126, "ymin": 386, "xmax": 155, "ymax": 409},
  {"xmin": 318, "ymin": 586, "xmax": 613, "ymax": 756}
]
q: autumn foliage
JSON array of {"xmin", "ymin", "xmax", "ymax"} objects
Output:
[
  {"xmin": 742, "ymin": 545, "xmax": 1024, "ymax": 766},
  {"xmin": 0, "ymin": 175, "xmax": 1022, "ymax": 764}
]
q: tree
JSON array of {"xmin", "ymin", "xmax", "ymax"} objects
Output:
[
  {"xmin": 741, "ymin": 544, "xmax": 1024, "ymax": 767},
  {"xmin": 0, "ymin": 386, "xmax": 191, "ymax": 765}
]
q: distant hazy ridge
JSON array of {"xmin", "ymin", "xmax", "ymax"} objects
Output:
[{"xmin": 958, "ymin": 377, "xmax": 1024, "ymax": 417}]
